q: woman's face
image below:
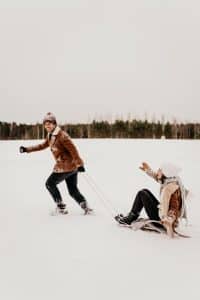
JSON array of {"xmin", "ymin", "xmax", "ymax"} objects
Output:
[{"xmin": 44, "ymin": 121, "xmax": 56, "ymax": 133}]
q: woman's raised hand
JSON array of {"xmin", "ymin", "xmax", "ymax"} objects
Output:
[{"xmin": 139, "ymin": 162, "xmax": 150, "ymax": 171}]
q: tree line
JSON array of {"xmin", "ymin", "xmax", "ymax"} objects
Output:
[{"xmin": 0, "ymin": 119, "xmax": 200, "ymax": 140}]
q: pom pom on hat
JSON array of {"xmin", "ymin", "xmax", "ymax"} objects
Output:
[
  {"xmin": 160, "ymin": 162, "xmax": 181, "ymax": 178},
  {"xmin": 43, "ymin": 112, "xmax": 57, "ymax": 125}
]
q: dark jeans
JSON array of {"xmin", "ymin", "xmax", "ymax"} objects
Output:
[
  {"xmin": 131, "ymin": 189, "xmax": 161, "ymax": 221},
  {"xmin": 45, "ymin": 171, "xmax": 86, "ymax": 205}
]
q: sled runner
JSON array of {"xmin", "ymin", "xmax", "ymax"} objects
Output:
[
  {"xmin": 115, "ymin": 216, "xmax": 190, "ymax": 238},
  {"xmin": 116, "ymin": 217, "xmax": 165, "ymax": 233}
]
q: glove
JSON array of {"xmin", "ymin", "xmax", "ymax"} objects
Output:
[
  {"xmin": 139, "ymin": 162, "xmax": 150, "ymax": 172},
  {"xmin": 78, "ymin": 166, "xmax": 85, "ymax": 172},
  {"xmin": 19, "ymin": 146, "xmax": 27, "ymax": 153}
]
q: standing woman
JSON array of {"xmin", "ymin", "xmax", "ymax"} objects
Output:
[{"xmin": 20, "ymin": 112, "xmax": 92, "ymax": 215}]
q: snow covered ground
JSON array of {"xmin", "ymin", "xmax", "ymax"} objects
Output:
[{"xmin": 1, "ymin": 139, "xmax": 200, "ymax": 300}]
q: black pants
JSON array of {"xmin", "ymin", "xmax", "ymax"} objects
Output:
[
  {"xmin": 131, "ymin": 189, "xmax": 160, "ymax": 221},
  {"xmin": 45, "ymin": 171, "xmax": 86, "ymax": 205}
]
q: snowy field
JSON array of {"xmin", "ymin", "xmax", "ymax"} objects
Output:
[{"xmin": 1, "ymin": 139, "xmax": 200, "ymax": 300}]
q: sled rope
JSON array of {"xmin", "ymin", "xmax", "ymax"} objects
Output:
[{"xmin": 83, "ymin": 173, "xmax": 118, "ymax": 217}]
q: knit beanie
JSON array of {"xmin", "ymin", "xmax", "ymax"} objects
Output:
[
  {"xmin": 160, "ymin": 163, "xmax": 181, "ymax": 178},
  {"xmin": 43, "ymin": 112, "xmax": 57, "ymax": 125}
]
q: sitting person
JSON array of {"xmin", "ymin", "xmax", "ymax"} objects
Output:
[{"xmin": 115, "ymin": 162, "xmax": 188, "ymax": 237}]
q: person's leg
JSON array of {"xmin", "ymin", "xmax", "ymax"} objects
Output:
[
  {"xmin": 65, "ymin": 172, "xmax": 92, "ymax": 213},
  {"xmin": 65, "ymin": 172, "xmax": 85, "ymax": 204},
  {"xmin": 132, "ymin": 189, "xmax": 165, "ymax": 229},
  {"xmin": 46, "ymin": 172, "xmax": 66, "ymax": 203},
  {"xmin": 115, "ymin": 189, "xmax": 160, "ymax": 225},
  {"xmin": 46, "ymin": 172, "xmax": 71, "ymax": 213},
  {"xmin": 131, "ymin": 189, "xmax": 160, "ymax": 221}
]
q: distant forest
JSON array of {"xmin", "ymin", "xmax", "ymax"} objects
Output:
[{"xmin": 0, "ymin": 119, "xmax": 200, "ymax": 139}]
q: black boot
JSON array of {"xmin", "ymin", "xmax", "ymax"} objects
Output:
[
  {"xmin": 57, "ymin": 201, "xmax": 68, "ymax": 214},
  {"xmin": 80, "ymin": 201, "xmax": 93, "ymax": 215},
  {"xmin": 115, "ymin": 212, "xmax": 138, "ymax": 225}
]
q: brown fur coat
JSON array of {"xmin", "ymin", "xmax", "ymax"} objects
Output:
[{"xmin": 26, "ymin": 126, "xmax": 84, "ymax": 173}]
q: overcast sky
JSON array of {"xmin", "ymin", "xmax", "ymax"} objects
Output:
[{"xmin": 0, "ymin": 0, "xmax": 200, "ymax": 124}]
